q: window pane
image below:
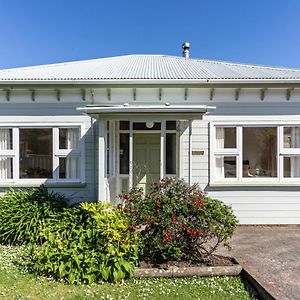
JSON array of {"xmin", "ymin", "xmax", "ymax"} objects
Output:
[
  {"xmin": 166, "ymin": 133, "xmax": 176, "ymax": 174},
  {"xmin": 215, "ymin": 156, "xmax": 236, "ymax": 178},
  {"xmin": 59, "ymin": 157, "xmax": 80, "ymax": 179},
  {"xmin": 284, "ymin": 127, "xmax": 300, "ymax": 148},
  {"xmin": 283, "ymin": 156, "xmax": 300, "ymax": 177},
  {"xmin": 216, "ymin": 127, "xmax": 236, "ymax": 149},
  {"xmin": 120, "ymin": 133, "xmax": 129, "ymax": 174},
  {"xmin": 243, "ymin": 127, "xmax": 277, "ymax": 177},
  {"xmin": 59, "ymin": 128, "xmax": 79, "ymax": 150},
  {"xmin": 120, "ymin": 121, "xmax": 129, "ymax": 130},
  {"xmin": 166, "ymin": 121, "xmax": 176, "ymax": 130},
  {"xmin": 20, "ymin": 129, "xmax": 52, "ymax": 178},
  {"xmin": 0, "ymin": 129, "xmax": 12, "ymax": 150},
  {"xmin": 133, "ymin": 122, "xmax": 161, "ymax": 130},
  {"xmin": 0, "ymin": 157, "xmax": 13, "ymax": 179}
]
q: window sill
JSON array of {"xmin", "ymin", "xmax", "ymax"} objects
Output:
[
  {"xmin": 210, "ymin": 182, "xmax": 300, "ymax": 187},
  {"xmin": 0, "ymin": 182, "xmax": 86, "ymax": 188}
]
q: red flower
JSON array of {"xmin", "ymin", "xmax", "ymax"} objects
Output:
[
  {"xmin": 155, "ymin": 204, "xmax": 162, "ymax": 211},
  {"xmin": 198, "ymin": 193, "xmax": 204, "ymax": 199},
  {"xmin": 118, "ymin": 194, "xmax": 123, "ymax": 199},
  {"xmin": 191, "ymin": 198, "xmax": 197, "ymax": 203},
  {"xmin": 129, "ymin": 225, "xmax": 137, "ymax": 232},
  {"xmin": 197, "ymin": 200, "xmax": 204, "ymax": 207},
  {"xmin": 163, "ymin": 228, "xmax": 172, "ymax": 242},
  {"xmin": 117, "ymin": 203, "xmax": 123, "ymax": 209},
  {"xmin": 171, "ymin": 216, "xmax": 177, "ymax": 223}
]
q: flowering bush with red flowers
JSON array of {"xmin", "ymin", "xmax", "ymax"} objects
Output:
[{"xmin": 119, "ymin": 177, "xmax": 238, "ymax": 263}]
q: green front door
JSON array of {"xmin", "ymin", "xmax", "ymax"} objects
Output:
[{"xmin": 133, "ymin": 133, "xmax": 160, "ymax": 194}]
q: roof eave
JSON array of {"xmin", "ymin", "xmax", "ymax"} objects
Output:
[{"xmin": 1, "ymin": 78, "xmax": 300, "ymax": 89}]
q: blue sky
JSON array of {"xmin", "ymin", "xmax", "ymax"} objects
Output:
[{"xmin": 0, "ymin": 0, "xmax": 300, "ymax": 69}]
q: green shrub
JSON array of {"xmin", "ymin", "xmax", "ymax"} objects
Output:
[
  {"xmin": 0, "ymin": 185, "xmax": 68, "ymax": 245},
  {"xmin": 121, "ymin": 177, "xmax": 238, "ymax": 262},
  {"xmin": 23, "ymin": 202, "xmax": 138, "ymax": 284}
]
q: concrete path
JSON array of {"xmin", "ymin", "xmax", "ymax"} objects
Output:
[{"xmin": 218, "ymin": 226, "xmax": 300, "ymax": 300}]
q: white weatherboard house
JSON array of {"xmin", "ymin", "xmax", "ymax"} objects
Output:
[{"xmin": 1, "ymin": 44, "xmax": 300, "ymax": 224}]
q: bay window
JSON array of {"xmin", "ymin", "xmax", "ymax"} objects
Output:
[
  {"xmin": 211, "ymin": 123, "xmax": 300, "ymax": 183},
  {"xmin": 0, "ymin": 125, "xmax": 83, "ymax": 183}
]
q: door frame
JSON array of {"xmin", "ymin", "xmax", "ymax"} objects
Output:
[{"xmin": 115, "ymin": 119, "xmax": 181, "ymax": 197}]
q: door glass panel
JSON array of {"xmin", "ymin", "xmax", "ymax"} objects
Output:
[
  {"xmin": 166, "ymin": 133, "xmax": 176, "ymax": 174},
  {"xmin": 133, "ymin": 122, "xmax": 161, "ymax": 130},
  {"xmin": 119, "ymin": 121, "xmax": 129, "ymax": 130},
  {"xmin": 120, "ymin": 133, "xmax": 129, "ymax": 174},
  {"xmin": 166, "ymin": 121, "xmax": 176, "ymax": 130},
  {"xmin": 20, "ymin": 129, "xmax": 53, "ymax": 178}
]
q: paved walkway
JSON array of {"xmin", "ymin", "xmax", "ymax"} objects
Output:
[{"xmin": 218, "ymin": 226, "xmax": 300, "ymax": 300}]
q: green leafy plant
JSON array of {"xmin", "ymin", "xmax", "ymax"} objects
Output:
[
  {"xmin": 23, "ymin": 202, "xmax": 138, "ymax": 284},
  {"xmin": 0, "ymin": 185, "xmax": 68, "ymax": 245},
  {"xmin": 120, "ymin": 177, "xmax": 238, "ymax": 262}
]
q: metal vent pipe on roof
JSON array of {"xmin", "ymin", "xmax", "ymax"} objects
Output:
[{"xmin": 182, "ymin": 42, "xmax": 190, "ymax": 58}]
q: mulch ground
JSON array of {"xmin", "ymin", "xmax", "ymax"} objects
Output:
[{"xmin": 139, "ymin": 255, "xmax": 235, "ymax": 269}]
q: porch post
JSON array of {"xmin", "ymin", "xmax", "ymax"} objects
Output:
[
  {"xmin": 188, "ymin": 120, "xmax": 192, "ymax": 185},
  {"xmin": 129, "ymin": 121, "xmax": 133, "ymax": 189},
  {"xmin": 98, "ymin": 119, "xmax": 107, "ymax": 201},
  {"xmin": 160, "ymin": 120, "xmax": 166, "ymax": 179}
]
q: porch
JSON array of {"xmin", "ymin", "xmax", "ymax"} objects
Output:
[{"xmin": 78, "ymin": 104, "xmax": 214, "ymax": 202}]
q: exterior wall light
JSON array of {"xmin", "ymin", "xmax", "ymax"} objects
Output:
[{"xmin": 146, "ymin": 122, "xmax": 154, "ymax": 129}]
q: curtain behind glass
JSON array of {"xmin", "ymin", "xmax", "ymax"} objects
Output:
[
  {"xmin": 215, "ymin": 128, "xmax": 224, "ymax": 178},
  {"xmin": 0, "ymin": 129, "xmax": 12, "ymax": 179},
  {"xmin": 291, "ymin": 128, "xmax": 300, "ymax": 177},
  {"xmin": 66, "ymin": 128, "xmax": 80, "ymax": 179}
]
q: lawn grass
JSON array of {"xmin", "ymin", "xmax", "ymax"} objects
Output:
[{"xmin": 0, "ymin": 245, "xmax": 253, "ymax": 300}]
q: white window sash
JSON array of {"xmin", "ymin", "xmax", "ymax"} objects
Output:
[
  {"xmin": 210, "ymin": 123, "xmax": 300, "ymax": 185},
  {"xmin": 0, "ymin": 124, "xmax": 84, "ymax": 184}
]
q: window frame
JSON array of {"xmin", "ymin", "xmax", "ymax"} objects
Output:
[
  {"xmin": 0, "ymin": 123, "xmax": 85, "ymax": 185},
  {"xmin": 210, "ymin": 121, "xmax": 300, "ymax": 185}
]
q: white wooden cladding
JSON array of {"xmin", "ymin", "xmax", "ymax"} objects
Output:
[{"xmin": 0, "ymin": 88, "xmax": 299, "ymax": 223}]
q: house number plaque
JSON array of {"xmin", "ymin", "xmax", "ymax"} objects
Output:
[{"xmin": 192, "ymin": 150, "xmax": 204, "ymax": 156}]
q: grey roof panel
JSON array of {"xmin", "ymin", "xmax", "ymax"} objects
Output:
[{"xmin": 0, "ymin": 54, "xmax": 300, "ymax": 82}]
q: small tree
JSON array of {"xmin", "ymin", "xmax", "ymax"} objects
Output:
[{"xmin": 120, "ymin": 177, "xmax": 238, "ymax": 262}]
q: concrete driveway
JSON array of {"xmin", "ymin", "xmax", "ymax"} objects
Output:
[{"xmin": 218, "ymin": 226, "xmax": 300, "ymax": 300}]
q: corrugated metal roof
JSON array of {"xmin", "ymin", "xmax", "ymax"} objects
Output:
[{"xmin": 0, "ymin": 54, "xmax": 300, "ymax": 82}]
